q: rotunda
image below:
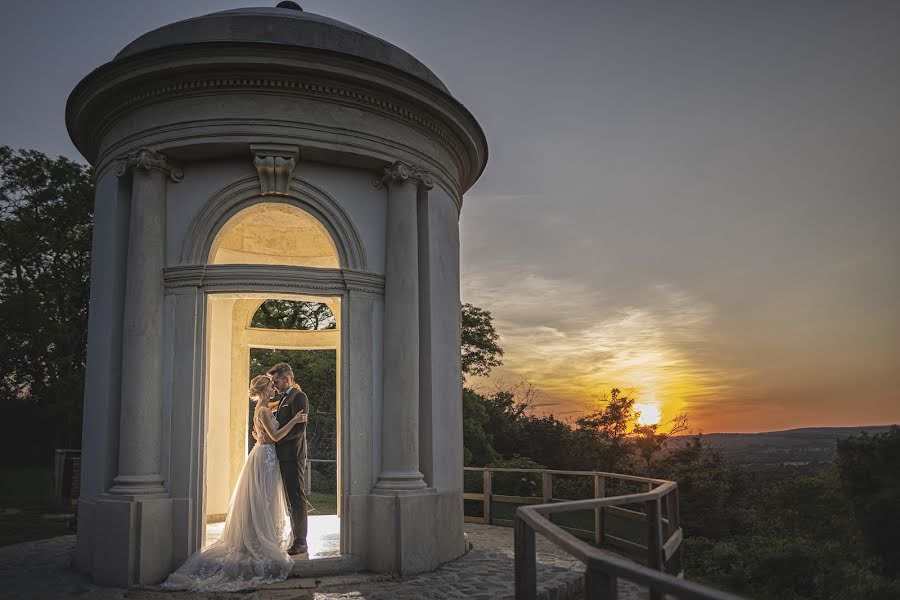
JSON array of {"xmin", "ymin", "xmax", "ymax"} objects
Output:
[{"xmin": 67, "ymin": 3, "xmax": 486, "ymax": 585}]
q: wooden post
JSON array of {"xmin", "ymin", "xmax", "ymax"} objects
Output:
[
  {"xmin": 585, "ymin": 564, "xmax": 618, "ymax": 599},
  {"xmin": 53, "ymin": 450, "xmax": 65, "ymax": 506},
  {"xmin": 305, "ymin": 460, "xmax": 312, "ymax": 496},
  {"xmin": 666, "ymin": 487, "xmax": 680, "ymax": 531},
  {"xmin": 483, "ymin": 469, "xmax": 492, "ymax": 525},
  {"xmin": 594, "ymin": 474, "xmax": 606, "ymax": 545},
  {"xmin": 514, "ymin": 515, "xmax": 536, "ymax": 600},
  {"xmin": 646, "ymin": 498, "xmax": 663, "ymax": 600},
  {"xmin": 542, "ymin": 471, "xmax": 553, "ymax": 503},
  {"xmin": 542, "ymin": 471, "xmax": 553, "ymax": 523},
  {"xmin": 666, "ymin": 487, "xmax": 682, "ymax": 576}
]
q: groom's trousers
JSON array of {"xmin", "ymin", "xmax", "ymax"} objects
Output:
[{"xmin": 279, "ymin": 459, "xmax": 308, "ymax": 546}]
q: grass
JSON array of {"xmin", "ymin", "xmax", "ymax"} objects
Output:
[
  {"xmin": 0, "ymin": 465, "xmax": 75, "ymax": 547},
  {"xmin": 307, "ymin": 491, "xmax": 337, "ymax": 515}
]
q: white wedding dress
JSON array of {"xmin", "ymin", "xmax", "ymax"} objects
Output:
[{"xmin": 162, "ymin": 413, "xmax": 293, "ymax": 591}]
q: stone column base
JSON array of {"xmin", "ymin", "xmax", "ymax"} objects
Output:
[
  {"xmin": 82, "ymin": 495, "xmax": 173, "ymax": 586},
  {"xmin": 367, "ymin": 488, "xmax": 466, "ymax": 575}
]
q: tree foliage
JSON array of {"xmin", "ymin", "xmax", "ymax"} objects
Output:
[
  {"xmin": 835, "ymin": 425, "xmax": 900, "ymax": 576},
  {"xmin": 250, "ymin": 300, "xmax": 336, "ymax": 330},
  {"xmin": 461, "ymin": 380, "xmax": 900, "ymax": 598},
  {"xmin": 458, "ymin": 309, "xmax": 899, "ymax": 598},
  {"xmin": 461, "ymin": 302, "xmax": 503, "ymax": 377},
  {"xmin": 0, "ymin": 147, "xmax": 93, "ymax": 459}
]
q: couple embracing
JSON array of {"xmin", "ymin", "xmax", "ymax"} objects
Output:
[{"xmin": 163, "ymin": 362, "xmax": 310, "ymax": 591}]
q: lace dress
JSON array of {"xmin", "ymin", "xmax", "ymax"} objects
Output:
[{"xmin": 162, "ymin": 413, "xmax": 293, "ymax": 591}]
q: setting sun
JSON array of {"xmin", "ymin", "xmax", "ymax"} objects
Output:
[{"xmin": 634, "ymin": 403, "xmax": 662, "ymax": 426}]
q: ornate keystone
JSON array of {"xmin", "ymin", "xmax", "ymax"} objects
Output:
[
  {"xmin": 251, "ymin": 143, "xmax": 299, "ymax": 195},
  {"xmin": 115, "ymin": 148, "xmax": 183, "ymax": 182},
  {"xmin": 374, "ymin": 161, "xmax": 434, "ymax": 190}
]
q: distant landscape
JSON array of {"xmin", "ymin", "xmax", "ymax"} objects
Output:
[{"xmin": 675, "ymin": 425, "xmax": 895, "ymax": 465}]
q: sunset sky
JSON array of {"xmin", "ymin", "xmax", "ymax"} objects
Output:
[{"xmin": 2, "ymin": 1, "xmax": 898, "ymax": 433}]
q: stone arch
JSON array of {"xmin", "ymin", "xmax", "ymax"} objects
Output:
[{"xmin": 181, "ymin": 175, "xmax": 367, "ymax": 270}]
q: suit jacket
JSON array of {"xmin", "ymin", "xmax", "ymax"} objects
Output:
[{"xmin": 274, "ymin": 387, "xmax": 309, "ymax": 463}]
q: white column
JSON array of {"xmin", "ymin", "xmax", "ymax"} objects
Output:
[
  {"xmin": 109, "ymin": 149, "xmax": 182, "ymax": 496},
  {"xmin": 374, "ymin": 161, "xmax": 433, "ymax": 491}
]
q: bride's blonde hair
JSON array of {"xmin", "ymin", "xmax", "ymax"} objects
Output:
[{"xmin": 248, "ymin": 375, "xmax": 272, "ymax": 401}]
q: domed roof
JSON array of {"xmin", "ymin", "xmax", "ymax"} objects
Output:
[{"xmin": 114, "ymin": 4, "xmax": 449, "ymax": 94}]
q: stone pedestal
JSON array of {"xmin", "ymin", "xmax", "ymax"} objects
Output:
[
  {"xmin": 367, "ymin": 488, "xmax": 467, "ymax": 574},
  {"xmin": 86, "ymin": 496, "xmax": 174, "ymax": 586}
]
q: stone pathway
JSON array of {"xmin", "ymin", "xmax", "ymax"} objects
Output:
[{"xmin": 0, "ymin": 524, "xmax": 647, "ymax": 600}]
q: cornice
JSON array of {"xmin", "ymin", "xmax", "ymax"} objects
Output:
[
  {"xmin": 90, "ymin": 120, "xmax": 465, "ymax": 210},
  {"xmin": 164, "ymin": 264, "xmax": 384, "ymax": 296},
  {"xmin": 67, "ymin": 47, "xmax": 486, "ymax": 191}
]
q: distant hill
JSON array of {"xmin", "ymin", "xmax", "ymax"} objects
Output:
[{"xmin": 671, "ymin": 425, "xmax": 896, "ymax": 465}]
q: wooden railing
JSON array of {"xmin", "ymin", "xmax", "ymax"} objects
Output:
[
  {"xmin": 304, "ymin": 458, "xmax": 336, "ymax": 495},
  {"xmin": 464, "ymin": 468, "xmax": 679, "ymax": 569},
  {"xmin": 464, "ymin": 467, "xmax": 744, "ymax": 600}
]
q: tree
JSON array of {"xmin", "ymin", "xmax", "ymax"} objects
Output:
[
  {"xmin": 835, "ymin": 425, "xmax": 900, "ymax": 575},
  {"xmin": 462, "ymin": 388, "xmax": 499, "ymax": 466},
  {"xmin": 461, "ymin": 302, "xmax": 503, "ymax": 377},
  {"xmin": 574, "ymin": 388, "xmax": 636, "ymax": 472},
  {"xmin": 632, "ymin": 413, "xmax": 689, "ymax": 470},
  {"xmin": 250, "ymin": 300, "xmax": 336, "ymax": 330},
  {"xmin": 0, "ymin": 147, "xmax": 93, "ymax": 459}
]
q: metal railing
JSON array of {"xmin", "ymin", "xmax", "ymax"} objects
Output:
[{"xmin": 514, "ymin": 484, "xmax": 745, "ymax": 600}]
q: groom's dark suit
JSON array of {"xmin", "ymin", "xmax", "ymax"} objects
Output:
[{"xmin": 275, "ymin": 387, "xmax": 309, "ymax": 548}]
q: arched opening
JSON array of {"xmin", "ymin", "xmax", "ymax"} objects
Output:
[
  {"xmin": 209, "ymin": 202, "xmax": 340, "ymax": 267},
  {"xmin": 202, "ymin": 202, "xmax": 343, "ymax": 560}
]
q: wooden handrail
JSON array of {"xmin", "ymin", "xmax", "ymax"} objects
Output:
[
  {"xmin": 464, "ymin": 466, "xmax": 670, "ymax": 485},
  {"xmin": 464, "ymin": 465, "xmax": 738, "ymax": 598},
  {"xmin": 514, "ymin": 491, "xmax": 746, "ymax": 600},
  {"xmin": 465, "ymin": 464, "xmax": 710, "ymax": 597}
]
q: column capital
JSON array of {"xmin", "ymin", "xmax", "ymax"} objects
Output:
[
  {"xmin": 115, "ymin": 148, "xmax": 183, "ymax": 182},
  {"xmin": 374, "ymin": 161, "xmax": 434, "ymax": 191}
]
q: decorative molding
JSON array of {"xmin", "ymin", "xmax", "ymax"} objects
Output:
[
  {"xmin": 180, "ymin": 175, "xmax": 367, "ymax": 270},
  {"xmin": 93, "ymin": 124, "xmax": 465, "ymax": 213},
  {"xmin": 114, "ymin": 148, "xmax": 183, "ymax": 182},
  {"xmin": 251, "ymin": 143, "xmax": 299, "ymax": 195},
  {"xmin": 163, "ymin": 264, "xmax": 385, "ymax": 296},
  {"xmin": 374, "ymin": 160, "xmax": 434, "ymax": 191},
  {"xmin": 101, "ymin": 77, "xmax": 466, "ymax": 165}
]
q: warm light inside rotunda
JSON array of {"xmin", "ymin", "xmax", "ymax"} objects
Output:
[{"xmin": 209, "ymin": 202, "xmax": 340, "ymax": 267}]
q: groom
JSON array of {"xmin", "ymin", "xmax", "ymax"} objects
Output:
[{"xmin": 267, "ymin": 362, "xmax": 310, "ymax": 555}]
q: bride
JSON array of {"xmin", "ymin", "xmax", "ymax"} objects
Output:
[{"xmin": 162, "ymin": 374, "xmax": 306, "ymax": 591}]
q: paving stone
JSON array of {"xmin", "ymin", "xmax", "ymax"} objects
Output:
[{"xmin": 0, "ymin": 525, "xmax": 649, "ymax": 600}]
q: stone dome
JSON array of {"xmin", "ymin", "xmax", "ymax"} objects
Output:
[{"xmin": 114, "ymin": 6, "xmax": 450, "ymax": 94}]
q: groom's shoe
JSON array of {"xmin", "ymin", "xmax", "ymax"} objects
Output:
[{"xmin": 287, "ymin": 541, "xmax": 308, "ymax": 555}]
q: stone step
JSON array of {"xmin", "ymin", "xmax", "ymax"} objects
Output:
[{"xmin": 290, "ymin": 554, "xmax": 363, "ymax": 578}]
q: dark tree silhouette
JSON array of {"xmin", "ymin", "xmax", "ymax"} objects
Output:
[
  {"xmin": 461, "ymin": 302, "xmax": 503, "ymax": 377},
  {"xmin": 0, "ymin": 147, "xmax": 93, "ymax": 459}
]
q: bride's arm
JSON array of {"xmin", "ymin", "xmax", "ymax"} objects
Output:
[{"xmin": 257, "ymin": 407, "xmax": 304, "ymax": 443}]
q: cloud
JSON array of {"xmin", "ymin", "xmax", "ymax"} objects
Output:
[{"xmin": 462, "ymin": 267, "xmax": 737, "ymax": 426}]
